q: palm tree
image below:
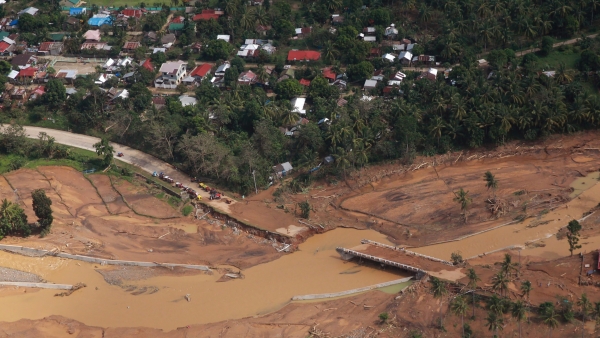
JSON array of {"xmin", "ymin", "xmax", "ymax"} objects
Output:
[
  {"xmin": 322, "ymin": 42, "xmax": 339, "ymax": 63},
  {"xmin": 451, "ymin": 296, "xmax": 469, "ymax": 337},
  {"xmin": 225, "ymin": 0, "xmax": 240, "ymax": 17},
  {"xmin": 578, "ymin": 293, "xmax": 593, "ymax": 337},
  {"xmin": 501, "ymin": 253, "xmax": 517, "ymax": 278},
  {"xmin": 253, "ymin": 6, "xmax": 268, "ymax": 26},
  {"xmin": 240, "ymin": 10, "xmax": 255, "ymax": 30},
  {"xmin": 521, "ymin": 280, "xmax": 533, "ymax": 304},
  {"xmin": 467, "ymin": 268, "xmax": 481, "ymax": 318},
  {"xmin": 555, "ymin": 62, "xmax": 575, "ymax": 84},
  {"xmin": 325, "ymin": 0, "xmax": 342, "ymax": 11},
  {"xmin": 430, "ymin": 277, "xmax": 448, "ymax": 328},
  {"xmin": 512, "ymin": 300, "xmax": 527, "ymax": 338},
  {"xmin": 492, "ymin": 271, "xmax": 509, "ymax": 297},
  {"xmin": 486, "ymin": 310, "xmax": 504, "ymax": 337},
  {"xmin": 453, "ymin": 188, "xmax": 472, "ymax": 223},
  {"xmin": 541, "ymin": 307, "xmax": 560, "ymax": 337},
  {"xmin": 484, "ymin": 171, "xmax": 498, "ymax": 193}
]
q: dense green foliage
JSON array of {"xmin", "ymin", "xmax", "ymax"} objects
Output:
[{"xmin": 32, "ymin": 189, "xmax": 53, "ymax": 237}]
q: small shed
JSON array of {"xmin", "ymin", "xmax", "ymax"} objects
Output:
[{"xmin": 273, "ymin": 162, "xmax": 293, "ymax": 178}]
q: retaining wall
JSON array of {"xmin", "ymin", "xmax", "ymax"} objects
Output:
[
  {"xmin": 0, "ymin": 244, "xmax": 211, "ymax": 271},
  {"xmin": 0, "ymin": 282, "xmax": 73, "ymax": 290},
  {"xmin": 291, "ymin": 276, "xmax": 413, "ymax": 301}
]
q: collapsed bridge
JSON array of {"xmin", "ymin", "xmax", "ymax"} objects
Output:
[{"xmin": 337, "ymin": 240, "xmax": 465, "ymax": 281}]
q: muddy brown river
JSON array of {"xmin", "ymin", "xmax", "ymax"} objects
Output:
[
  {"xmin": 414, "ymin": 172, "xmax": 600, "ymax": 260},
  {"xmin": 0, "ymin": 228, "xmax": 406, "ymax": 330}
]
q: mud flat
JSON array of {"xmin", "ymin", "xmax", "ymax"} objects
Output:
[{"xmin": 0, "ymin": 228, "xmax": 406, "ymax": 330}]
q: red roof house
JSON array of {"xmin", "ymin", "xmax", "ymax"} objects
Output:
[
  {"xmin": 190, "ymin": 64, "xmax": 212, "ymax": 78},
  {"xmin": 0, "ymin": 41, "xmax": 11, "ymax": 53},
  {"xmin": 18, "ymin": 67, "xmax": 38, "ymax": 79},
  {"xmin": 193, "ymin": 9, "xmax": 222, "ymax": 21},
  {"xmin": 299, "ymin": 78, "xmax": 311, "ymax": 86},
  {"xmin": 141, "ymin": 58, "xmax": 154, "ymax": 72},
  {"xmin": 322, "ymin": 67, "xmax": 336, "ymax": 81},
  {"xmin": 287, "ymin": 50, "xmax": 320, "ymax": 61},
  {"xmin": 122, "ymin": 9, "xmax": 143, "ymax": 19},
  {"xmin": 32, "ymin": 85, "xmax": 45, "ymax": 95},
  {"xmin": 171, "ymin": 16, "xmax": 184, "ymax": 23}
]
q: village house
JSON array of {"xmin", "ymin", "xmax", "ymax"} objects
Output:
[
  {"xmin": 256, "ymin": 25, "xmax": 270, "ymax": 36},
  {"xmin": 55, "ymin": 69, "xmax": 78, "ymax": 84},
  {"xmin": 273, "ymin": 162, "xmax": 293, "ymax": 178},
  {"xmin": 152, "ymin": 97, "xmax": 166, "ymax": 109},
  {"xmin": 382, "ymin": 53, "xmax": 396, "ymax": 62},
  {"xmin": 168, "ymin": 23, "xmax": 185, "ymax": 35},
  {"xmin": 249, "ymin": 0, "xmax": 264, "ymax": 5},
  {"xmin": 155, "ymin": 60, "xmax": 187, "ymax": 89},
  {"xmin": 122, "ymin": 41, "xmax": 141, "ymax": 53},
  {"xmin": 384, "ymin": 24, "xmax": 398, "ymax": 39},
  {"xmin": 182, "ymin": 63, "xmax": 211, "ymax": 85},
  {"xmin": 69, "ymin": 7, "xmax": 86, "ymax": 16},
  {"xmin": 287, "ymin": 50, "xmax": 320, "ymax": 62},
  {"xmin": 291, "ymin": 97, "xmax": 306, "ymax": 115},
  {"xmin": 322, "ymin": 67, "xmax": 336, "ymax": 83},
  {"xmin": 18, "ymin": 7, "xmax": 39, "ymax": 16},
  {"xmin": 0, "ymin": 37, "xmax": 16, "ymax": 56},
  {"xmin": 64, "ymin": 17, "xmax": 80, "ymax": 30},
  {"xmin": 11, "ymin": 53, "xmax": 36, "ymax": 68},
  {"xmin": 88, "ymin": 14, "xmax": 112, "ymax": 27},
  {"xmin": 238, "ymin": 70, "xmax": 257, "ymax": 85},
  {"xmin": 217, "ymin": 35, "xmax": 231, "ymax": 43},
  {"xmin": 179, "ymin": 95, "xmax": 197, "ymax": 107},
  {"xmin": 140, "ymin": 59, "xmax": 154, "ymax": 72},
  {"xmin": 144, "ymin": 31, "xmax": 158, "ymax": 42},
  {"xmin": 161, "ymin": 33, "xmax": 177, "ymax": 46},
  {"xmin": 29, "ymin": 85, "xmax": 45, "ymax": 101},
  {"xmin": 363, "ymin": 79, "xmax": 378, "ymax": 91},
  {"xmin": 122, "ymin": 9, "xmax": 143, "ymax": 19},
  {"xmin": 295, "ymin": 27, "xmax": 312, "ymax": 38},
  {"xmin": 331, "ymin": 14, "xmax": 344, "ymax": 25},
  {"xmin": 417, "ymin": 68, "xmax": 438, "ymax": 82},
  {"xmin": 214, "ymin": 62, "xmax": 230, "ymax": 77},
  {"xmin": 192, "ymin": 9, "xmax": 223, "ymax": 21},
  {"xmin": 83, "ymin": 30, "xmax": 101, "ymax": 42},
  {"xmin": 398, "ymin": 51, "xmax": 412, "ymax": 65},
  {"xmin": 17, "ymin": 67, "xmax": 38, "ymax": 83},
  {"xmin": 363, "ymin": 27, "xmax": 376, "ymax": 35},
  {"xmin": 37, "ymin": 42, "xmax": 64, "ymax": 56}
]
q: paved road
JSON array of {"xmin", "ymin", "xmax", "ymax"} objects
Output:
[{"xmin": 20, "ymin": 126, "xmax": 232, "ymax": 212}]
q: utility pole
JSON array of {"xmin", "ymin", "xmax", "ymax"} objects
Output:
[{"xmin": 252, "ymin": 170, "xmax": 258, "ymax": 195}]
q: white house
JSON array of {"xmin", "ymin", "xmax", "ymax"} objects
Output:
[
  {"xmin": 384, "ymin": 24, "xmax": 398, "ymax": 38},
  {"xmin": 398, "ymin": 51, "xmax": 412, "ymax": 65},
  {"xmin": 215, "ymin": 62, "xmax": 230, "ymax": 76},
  {"xmin": 155, "ymin": 60, "xmax": 187, "ymax": 89},
  {"xmin": 179, "ymin": 95, "xmax": 197, "ymax": 107},
  {"xmin": 216, "ymin": 35, "xmax": 231, "ymax": 43},
  {"xmin": 290, "ymin": 97, "xmax": 306, "ymax": 115},
  {"xmin": 382, "ymin": 53, "xmax": 396, "ymax": 62}
]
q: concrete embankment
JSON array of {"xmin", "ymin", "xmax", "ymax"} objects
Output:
[
  {"xmin": 291, "ymin": 276, "xmax": 413, "ymax": 301},
  {"xmin": 0, "ymin": 244, "xmax": 212, "ymax": 271},
  {"xmin": 0, "ymin": 282, "xmax": 73, "ymax": 290}
]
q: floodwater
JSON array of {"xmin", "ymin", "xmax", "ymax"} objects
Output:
[
  {"xmin": 413, "ymin": 171, "xmax": 600, "ymax": 260},
  {"xmin": 0, "ymin": 228, "xmax": 407, "ymax": 330}
]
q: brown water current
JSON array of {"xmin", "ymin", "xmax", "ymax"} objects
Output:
[
  {"xmin": 0, "ymin": 228, "xmax": 406, "ymax": 330},
  {"xmin": 414, "ymin": 172, "xmax": 600, "ymax": 260}
]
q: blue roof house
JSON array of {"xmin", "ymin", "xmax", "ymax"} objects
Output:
[
  {"xmin": 88, "ymin": 14, "xmax": 112, "ymax": 27},
  {"xmin": 69, "ymin": 7, "xmax": 86, "ymax": 16}
]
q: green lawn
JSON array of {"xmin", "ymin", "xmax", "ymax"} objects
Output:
[
  {"xmin": 535, "ymin": 50, "xmax": 580, "ymax": 70},
  {"xmin": 85, "ymin": 0, "xmax": 170, "ymax": 7}
]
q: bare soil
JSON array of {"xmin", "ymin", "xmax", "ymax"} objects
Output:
[{"xmin": 2, "ymin": 166, "xmax": 283, "ymax": 269}]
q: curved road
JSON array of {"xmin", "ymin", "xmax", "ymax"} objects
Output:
[{"xmin": 21, "ymin": 126, "xmax": 233, "ymax": 212}]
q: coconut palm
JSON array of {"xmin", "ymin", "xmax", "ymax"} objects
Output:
[
  {"xmin": 541, "ymin": 306, "xmax": 560, "ymax": 337},
  {"xmin": 512, "ymin": 300, "xmax": 527, "ymax": 338},
  {"xmin": 430, "ymin": 277, "xmax": 448, "ymax": 328},
  {"xmin": 521, "ymin": 280, "xmax": 533, "ymax": 303},
  {"xmin": 486, "ymin": 310, "xmax": 504, "ymax": 337},
  {"xmin": 501, "ymin": 253, "xmax": 517, "ymax": 278},
  {"xmin": 450, "ymin": 296, "xmax": 469, "ymax": 337},
  {"xmin": 492, "ymin": 271, "xmax": 509, "ymax": 297},
  {"xmin": 467, "ymin": 268, "xmax": 480, "ymax": 318},
  {"xmin": 484, "ymin": 171, "xmax": 498, "ymax": 192},
  {"xmin": 578, "ymin": 293, "xmax": 593, "ymax": 337},
  {"xmin": 453, "ymin": 188, "xmax": 472, "ymax": 223},
  {"xmin": 253, "ymin": 6, "xmax": 268, "ymax": 26}
]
